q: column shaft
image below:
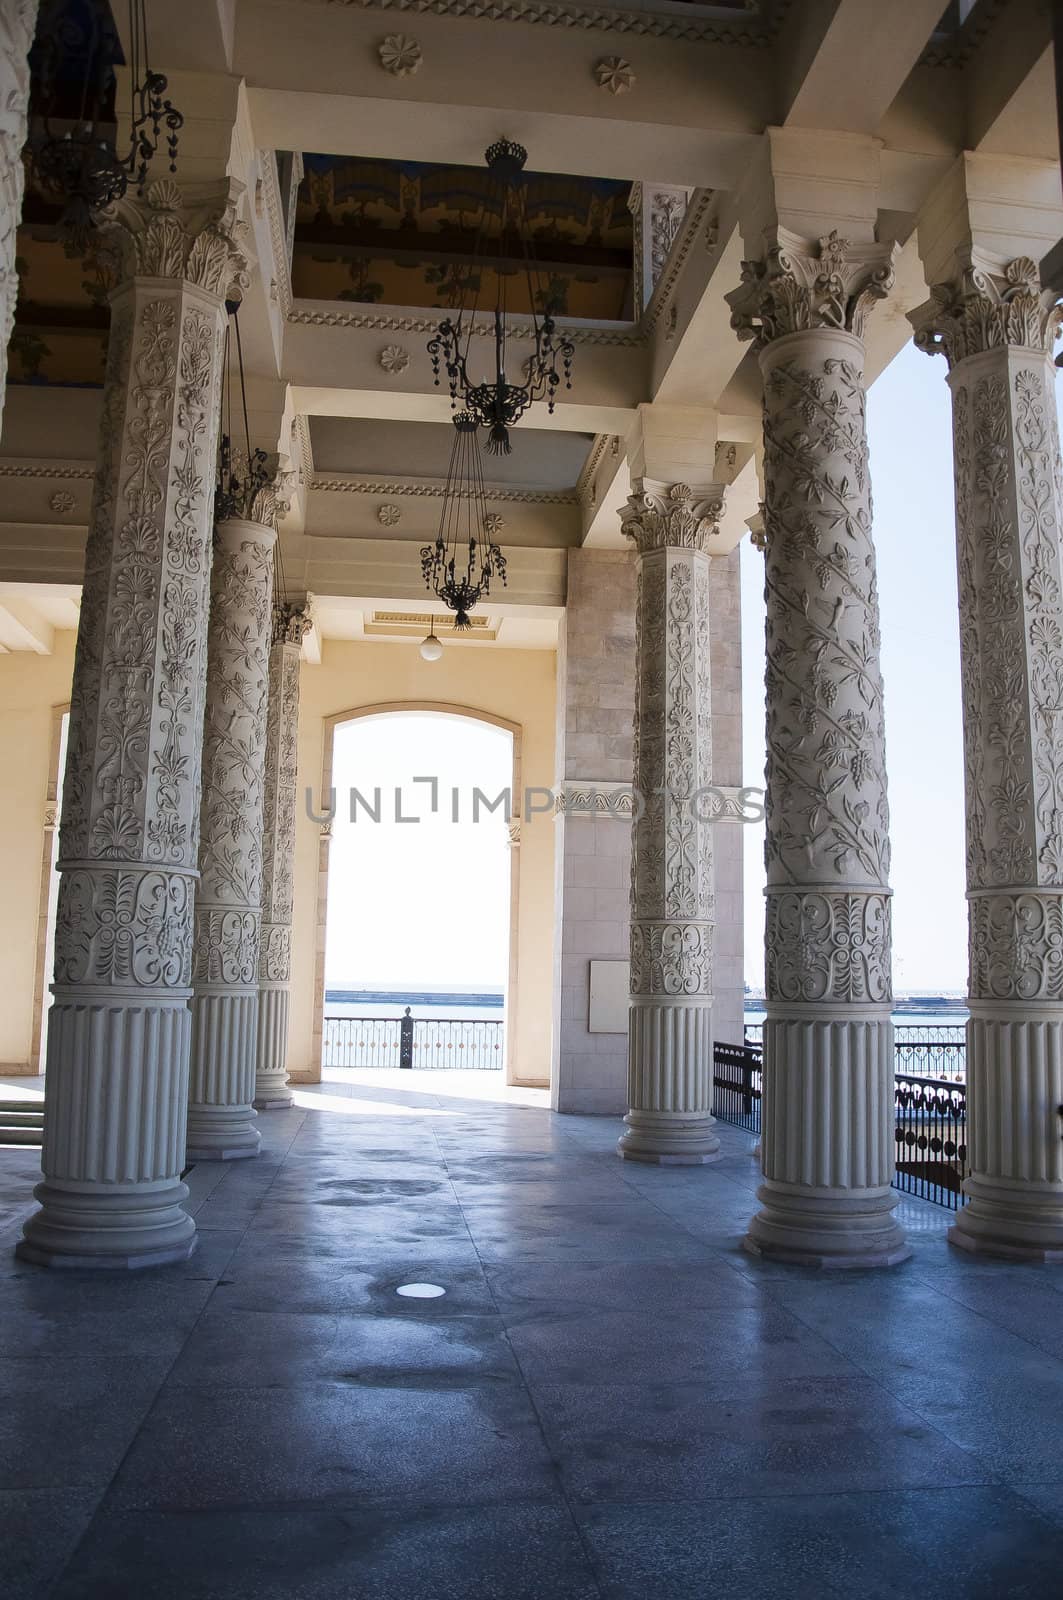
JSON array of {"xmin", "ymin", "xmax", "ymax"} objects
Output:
[
  {"xmin": 913, "ymin": 262, "xmax": 1063, "ymax": 1258},
  {"xmin": 186, "ymin": 518, "xmax": 275, "ymax": 1159},
  {"xmin": 0, "ymin": 1, "xmax": 36, "ymax": 427},
  {"xmin": 620, "ymin": 483, "xmax": 722, "ymax": 1163},
  {"xmin": 18, "ymin": 179, "xmax": 246, "ymax": 1267},
  {"xmin": 254, "ymin": 603, "xmax": 310, "ymax": 1109},
  {"xmin": 729, "ymin": 234, "xmax": 907, "ymax": 1266}
]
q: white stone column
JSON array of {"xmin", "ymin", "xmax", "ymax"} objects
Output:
[
  {"xmin": 17, "ymin": 178, "xmax": 246, "ymax": 1268},
  {"xmin": 254, "ymin": 601, "xmax": 311, "ymax": 1110},
  {"xmin": 619, "ymin": 481, "xmax": 723, "ymax": 1164},
  {"xmin": 0, "ymin": 0, "xmax": 37, "ymax": 428},
  {"xmin": 912, "ymin": 257, "xmax": 1063, "ymax": 1260},
  {"xmin": 185, "ymin": 517, "xmax": 276, "ymax": 1159},
  {"xmin": 728, "ymin": 232, "xmax": 907, "ymax": 1266}
]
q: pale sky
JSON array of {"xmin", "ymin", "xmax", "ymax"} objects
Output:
[{"xmin": 324, "ymin": 711, "xmax": 513, "ymax": 990}]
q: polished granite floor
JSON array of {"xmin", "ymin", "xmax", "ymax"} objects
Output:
[{"xmin": 3, "ymin": 1070, "xmax": 1063, "ymax": 1598}]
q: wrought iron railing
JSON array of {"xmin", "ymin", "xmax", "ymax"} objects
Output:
[
  {"xmin": 745, "ymin": 1022, "xmax": 967, "ymax": 1082},
  {"xmin": 712, "ymin": 1041, "xmax": 762, "ymax": 1134},
  {"xmin": 894, "ymin": 1074, "xmax": 967, "ymax": 1209},
  {"xmin": 322, "ymin": 1009, "xmax": 504, "ymax": 1070},
  {"xmin": 893, "ymin": 1024, "xmax": 966, "ymax": 1082},
  {"xmin": 716, "ymin": 1038, "xmax": 970, "ymax": 1210}
]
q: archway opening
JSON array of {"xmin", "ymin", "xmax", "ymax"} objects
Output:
[{"xmin": 320, "ymin": 708, "xmax": 517, "ymax": 1086}]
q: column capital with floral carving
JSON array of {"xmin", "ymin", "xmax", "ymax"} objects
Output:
[
  {"xmin": 104, "ymin": 176, "xmax": 250, "ymax": 301},
  {"xmin": 620, "ymin": 478, "xmax": 726, "ymax": 555},
  {"xmin": 727, "ymin": 228, "xmax": 896, "ymax": 350},
  {"xmin": 908, "ymin": 252, "xmax": 1063, "ymax": 371},
  {"xmin": 272, "ymin": 599, "xmax": 313, "ymax": 649}
]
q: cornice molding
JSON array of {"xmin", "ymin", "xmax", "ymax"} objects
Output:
[
  {"xmin": 288, "ymin": 302, "xmax": 644, "ymax": 348},
  {"xmin": 300, "ymin": 0, "xmax": 779, "ymax": 47},
  {"xmin": 259, "ymin": 150, "xmax": 294, "ymax": 320},
  {"xmin": 575, "ymin": 431, "xmax": 616, "ymax": 504},
  {"xmin": 309, "ymin": 472, "xmax": 578, "ymax": 506}
]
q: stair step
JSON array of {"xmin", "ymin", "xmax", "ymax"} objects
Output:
[
  {"xmin": 0, "ymin": 1125, "xmax": 43, "ymax": 1144},
  {"xmin": 0, "ymin": 1110, "xmax": 44, "ymax": 1127},
  {"xmin": 0, "ymin": 1099, "xmax": 44, "ymax": 1113}
]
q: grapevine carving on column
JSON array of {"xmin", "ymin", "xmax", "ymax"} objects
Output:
[
  {"xmin": 912, "ymin": 255, "xmax": 1063, "ymax": 1258},
  {"xmin": 619, "ymin": 479, "xmax": 723, "ymax": 1164},
  {"xmin": 0, "ymin": 1, "xmax": 37, "ymax": 425},
  {"xmin": 726, "ymin": 227, "xmax": 907, "ymax": 1267},
  {"xmin": 18, "ymin": 178, "xmax": 247, "ymax": 1269},
  {"xmin": 255, "ymin": 601, "xmax": 312, "ymax": 1108}
]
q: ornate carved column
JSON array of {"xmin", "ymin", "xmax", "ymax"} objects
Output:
[
  {"xmin": 254, "ymin": 600, "xmax": 311, "ymax": 1110},
  {"xmin": 17, "ymin": 179, "xmax": 246, "ymax": 1268},
  {"xmin": 727, "ymin": 231, "xmax": 907, "ymax": 1266},
  {"xmin": 912, "ymin": 257, "xmax": 1063, "ymax": 1259},
  {"xmin": 185, "ymin": 511, "xmax": 277, "ymax": 1159},
  {"xmin": 0, "ymin": 0, "xmax": 37, "ymax": 426},
  {"xmin": 619, "ymin": 480, "xmax": 723, "ymax": 1163}
]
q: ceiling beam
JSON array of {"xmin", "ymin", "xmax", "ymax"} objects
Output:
[
  {"xmin": 778, "ymin": 0, "xmax": 946, "ymax": 134},
  {"xmin": 0, "ymin": 599, "xmax": 55, "ymax": 655}
]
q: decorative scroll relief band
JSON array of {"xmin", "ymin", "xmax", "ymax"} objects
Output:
[
  {"xmin": 557, "ymin": 781, "xmax": 633, "ymax": 818},
  {"xmin": 259, "ymin": 922, "xmax": 293, "ymax": 984},
  {"xmin": 970, "ymin": 892, "xmax": 1063, "ymax": 1001},
  {"xmin": 53, "ymin": 866, "xmax": 193, "ymax": 990},
  {"xmin": 621, "ymin": 479, "xmax": 724, "ymax": 554},
  {"xmin": 766, "ymin": 890, "xmax": 892, "ymax": 1006},
  {"xmin": 727, "ymin": 229, "xmax": 896, "ymax": 349},
  {"xmin": 909, "ymin": 255, "xmax": 1063, "ymax": 371},
  {"xmin": 631, "ymin": 919, "xmax": 713, "ymax": 997}
]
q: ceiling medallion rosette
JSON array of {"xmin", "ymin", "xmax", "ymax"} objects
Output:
[
  {"xmin": 420, "ymin": 411, "xmax": 507, "ymax": 628},
  {"xmin": 427, "ymin": 138, "xmax": 575, "ymax": 456}
]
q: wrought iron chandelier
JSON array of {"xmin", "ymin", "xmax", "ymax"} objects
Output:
[
  {"xmin": 25, "ymin": 0, "xmax": 183, "ymax": 247},
  {"xmin": 427, "ymin": 138, "xmax": 575, "ymax": 456},
  {"xmin": 420, "ymin": 412, "xmax": 507, "ymax": 628}
]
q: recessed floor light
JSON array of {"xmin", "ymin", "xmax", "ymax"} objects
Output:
[{"xmin": 395, "ymin": 1282, "xmax": 446, "ymax": 1298}]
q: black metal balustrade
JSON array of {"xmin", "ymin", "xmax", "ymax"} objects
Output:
[
  {"xmin": 714, "ymin": 1035, "xmax": 970, "ymax": 1210},
  {"xmin": 712, "ymin": 1042, "xmax": 763, "ymax": 1134},
  {"xmin": 893, "ymin": 1024, "xmax": 967, "ymax": 1082},
  {"xmin": 322, "ymin": 1009, "xmax": 504, "ymax": 1070},
  {"xmin": 894, "ymin": 1074, "xmax": 968, "ymax": 1209}
]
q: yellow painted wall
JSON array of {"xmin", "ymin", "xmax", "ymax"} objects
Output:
[
  {"xmin": 289, "ymin": 638, "xmax": 558, "ymax": 1086},
  {"xmin": 0, "ymin": 632, "xmax": 75, "ymax": 1072},
  {"xmin": 0, "ymin": 632, "xmax": 558, "ymax": 1087}
]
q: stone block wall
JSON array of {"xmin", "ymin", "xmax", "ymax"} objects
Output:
[{"xmin": 551, "ymin": 544, "xmax": 747, "ymax": 1115}]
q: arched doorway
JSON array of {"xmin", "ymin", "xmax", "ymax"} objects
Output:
[{"xmin": 311, "ymin": 702, "xmax": 523, "ymax": 1083}]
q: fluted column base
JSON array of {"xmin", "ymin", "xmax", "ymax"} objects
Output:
[
  {"xmin": 17, "ymin": 996, "xmax": 196, "ymax": 1269},
  {"xmin": 744, "ymin": 1013, "xmax": 908, "ymax": 1268},
  {"xmin": 186, "ymin": 991, "xmax": 261, "ymax": 1160},
  {"xmin": 949, "ymin": 1013, "xmax": 1063, "ymax": 1261},
  {"xmin": 254, "ymin": 982, "xmax": 293, "ymax": 1109},
  {"xmin": 618, "ymin": 1000, "xmax": 719, "ymax": 1164}
]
